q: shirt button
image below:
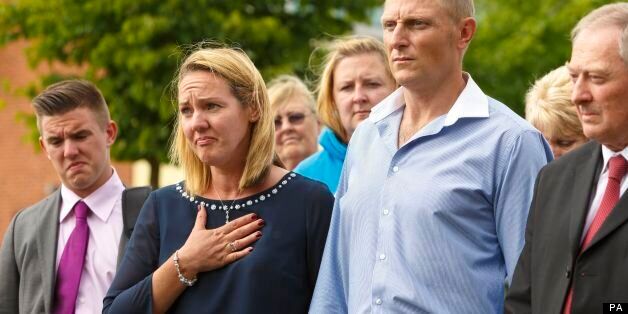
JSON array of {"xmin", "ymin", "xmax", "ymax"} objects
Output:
[
  {"xmin": 379, "ymin": 254, "xmax": 386, "ymax": 260},
  {"xmin": 392, "ymin": 166, "xmax": 399, "ymax": 173},
  {"xmin": 375, "ymin": 298, "xmax": 383, "ymax": 305},
  {"xmin": 383, "ymin": 209, "xmax": 390, "ymax": 216}
]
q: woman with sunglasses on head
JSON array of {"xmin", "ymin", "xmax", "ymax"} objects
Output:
[
  {"xmin": 269, "ymin": 75, "xmax": 321, "ymax": 170},
  {"xmin": 103, "ymin": 46, "xmax": 334, "ymax": 313},
  {"xmin": 294, "ymin": 36, "xmax": 396, "ymax": 193}
]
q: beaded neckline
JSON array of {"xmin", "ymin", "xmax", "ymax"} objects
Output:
[{"xmin": 175, "ymin": 172, "xmax": 297, "ymax": 212}]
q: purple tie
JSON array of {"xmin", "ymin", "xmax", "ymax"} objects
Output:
[{"xmin": 53, "ymin": 200, "xmax": 90, "ymax": 314}]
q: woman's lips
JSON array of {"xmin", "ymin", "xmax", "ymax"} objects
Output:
[
  {"xmin": 282, "ymin": 136, "xmax": 301, "ymax": 145},
  {"xmin": 195, "ymin": 137, "xmax": 217, "ymax": 146},
  {"xmin": 354, "ymin": 110, "xmax": 371, "ymax": 119}
]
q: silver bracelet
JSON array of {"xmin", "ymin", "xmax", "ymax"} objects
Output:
[{"xmin": 173, "ymin": 250, "xmax": 197, "ymax": 286}]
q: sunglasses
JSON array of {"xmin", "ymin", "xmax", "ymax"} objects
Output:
[{"xmin": 274, "ymin": 112, "xmax": 310, "ymax": 130}]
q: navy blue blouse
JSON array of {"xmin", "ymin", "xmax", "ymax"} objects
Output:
[{"xmin": 103, "ymin": 172, "xmax": 334, "ymax": 313}]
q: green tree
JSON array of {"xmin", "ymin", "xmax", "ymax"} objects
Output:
[
  {"xmin": 467, "ymin": 0, "xmax": 615, "ymax": 115},
  {"xmin": 0, "ymin": 0, "xmax": 380, "ymax": 187}
]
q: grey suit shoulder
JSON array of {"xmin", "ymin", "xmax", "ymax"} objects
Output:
[{"xmin": 0, "ymin": 186, "xmax": 150, "ymax": 314}]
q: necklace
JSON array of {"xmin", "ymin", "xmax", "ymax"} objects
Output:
[{"xmin": 212, "ymin": 185, "xmax": 241, "ymax": 224}]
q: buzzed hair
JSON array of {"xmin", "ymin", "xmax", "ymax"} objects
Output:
[
  {"xmin": 384, "ymin": 0, "xmax": 475, "ymax": 21},
  {"xmin": 32, "ymin": 79, "xmax": 110, "ymax": 131},
  {"xmin": 571, "ymin": 3, "xmax": 628, "ymax": 65},
  {"xmin": 442, "ymin": 0, "xmax": 475, "ymax": 21}
]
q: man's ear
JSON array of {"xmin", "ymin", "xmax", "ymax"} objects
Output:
[
  {"xmin": 106, "ymin": 120, "xmax": 118, "ymax": 147},
  {"xmin": 458, "ymin": 17, "xmax": 476, "ymax": 50},
  {"xmin": 39, "ymin": 136, "xmax": 51, "ymax": 159}
]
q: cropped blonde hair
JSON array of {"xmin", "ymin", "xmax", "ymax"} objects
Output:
[
  {"xmin": 385, "ymin": 0, "xmax": 475, "ymax": 21},
  {"xmin": 313, "ymin": 36, "xmax": 393, "ymax": 142},
  {"xmin": 441, "ymin": 0, "xmax": 475, "ymax": 21},
  {"xmin": 268, "ymin": 75, "xmax": 315, "ymax": 114},
  {"xmin": 525, "ymin": 66, "xmax": 583, "ymax": 139},
  {"xmin": 170, "ymin": 47, "xmax": 274, "ymax": 195}
]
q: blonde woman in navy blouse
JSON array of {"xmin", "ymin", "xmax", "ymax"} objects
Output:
[{"xmin": 104, "ymin": 46, "xmax": 334, "ymax": 313}]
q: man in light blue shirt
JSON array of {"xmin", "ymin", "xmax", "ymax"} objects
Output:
[{"xmin": 309, "ymin": 0, "xmax": 553, "ymax": 313}]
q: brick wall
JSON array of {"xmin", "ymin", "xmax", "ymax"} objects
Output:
[{"xmin": 0, "ymin": 41, "xmax": 132, "ymax": 240}]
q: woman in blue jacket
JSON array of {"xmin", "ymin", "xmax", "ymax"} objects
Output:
[{"xmin": 295, "ymin": 36, "xmax": 396, "ymax": 193}]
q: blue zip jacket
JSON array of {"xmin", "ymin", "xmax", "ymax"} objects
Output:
[{"xmin": 294, "ymin": 128, "xmax": 347, "ymax": 193}]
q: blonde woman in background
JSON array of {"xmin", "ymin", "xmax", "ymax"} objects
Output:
[
  {"xmin": 104, "ymin": 46, "xmax": 333, "ymax": 313},
  {"xmin": 294, "ymin": 36, "xmax": 396, "ymax": 193},
  {"xmin": 526, "ymin": 65, "xmax": 588, "ymax": 158},
  {"xmin": 268, "ymin": 75, "xmax": 320, "ymax": 170}
]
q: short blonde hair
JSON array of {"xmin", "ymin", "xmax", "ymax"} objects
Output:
[
  {"xmin": 268, "ymin": 75, "xmax": 315, "ymax": 114},
  {"xmin": 170, "ymin": 47, "xmax": 274, "ymax": 195},
  {"xmin": 313, "ymin": 36, "xmax": 394, "ymax": 142},
  {"xmin": 525, "ymin": 66, "xmax": 583, "ymax": 139},
  {"xmin": 441, "ymin": 0, "xmax": 475, "ymax": 21},
  {"xmin": 572, "ymin": 3, "xmax": 628, "ymax": 65},
  {"xmin": 385, "ymin": 0, "xmax": 475, "ymax": 21}
]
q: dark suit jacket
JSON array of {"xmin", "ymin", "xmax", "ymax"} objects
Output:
[
  {"xmin": 506, "ymin": 141, "xmax": 628, "ymax": 314},
  {"xmin": 0, "ymin": 187, "xmax": 146, "ymax": 314}
]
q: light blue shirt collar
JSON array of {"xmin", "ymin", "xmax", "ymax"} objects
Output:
[{"xmin": 369, "ymin": 73, "xmax": 489, "ymax": 125}]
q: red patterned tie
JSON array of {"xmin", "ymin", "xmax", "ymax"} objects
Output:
[
  {"xmin": 53, "ymin": 201, "xmax": 90, "ymax": 314},
  {"xmin": 563, "ymin": 155, "xmax": 627, "ymax": 314}
]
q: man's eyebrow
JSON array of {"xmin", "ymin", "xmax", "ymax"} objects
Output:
[
  {"xmin": 70, "ymin": 129, "xmax": 91, "ymax": 136},
  {"xmin": 567, "ymin": 63, "xmax": 612, "ymax": 75},
  {"xmin": 380, "ymin": 15, "xmax": 396, "ymax": 23},
  {"xmin": 381, "ymin": 15, "xmax": 431, "ymax": 24},
  {"xmin": 45, "ymin": 135, "xmax": 61, "ymax": 142}
]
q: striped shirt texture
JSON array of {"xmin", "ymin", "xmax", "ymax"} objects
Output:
[{"xmin": 310, "ymin": 75, "xmax": 553, "ymax": 314}]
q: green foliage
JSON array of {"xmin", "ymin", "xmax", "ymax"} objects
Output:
[
  {"xmin": 15, "ymin": 111, "xmax": 39, "ymax": 150},
  {"xmin": 467, "ymin": 0, "xmax": 615, "ymax": 115},
  {"xmin": 0, "ymin": 78, "xmax": 10, "ymax": 109},
  {"xmin": 0, "ymin": 0, "xmax": 380, "ymax": 184}
]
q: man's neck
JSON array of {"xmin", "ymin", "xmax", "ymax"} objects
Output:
[
  {"xmin": 71, "ymin": 166, "xmax": 114, "ymax": 198},
  {"xmin": 603, "ymin": 142, "xmax": 628, "ymax": 153},
  {"xmin": 397, "ymin": 72, "xmax": 467, "ymax": 147}
]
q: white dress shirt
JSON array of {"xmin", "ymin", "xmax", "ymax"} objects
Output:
[
  {"xmin": 580, "ymin": 146, "xmax": 628, "ymax": 243},
  {"xmin": 57, "ymin": 169, "xmax": 125, "ymax": 314}
]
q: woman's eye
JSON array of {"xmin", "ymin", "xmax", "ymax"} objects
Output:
[
  {"xmin": 180, "ymin": 107, "xmax": 192, "ymax": 115},
  {"xmin": 340, "ymin": 85, "xmax": 353, "ymax": 91}
]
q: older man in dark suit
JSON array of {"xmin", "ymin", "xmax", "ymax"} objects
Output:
[
  {"xmin": 0, "ymin": 80, "xmax": 147, "ymax": 314},
  {"xmin": 506, "ymin": 3, "xmax": 628, "ymax": 314}
]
